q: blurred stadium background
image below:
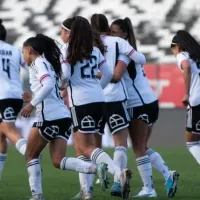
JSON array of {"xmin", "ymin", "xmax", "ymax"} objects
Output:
[{"xmin": 1, "ymin": 0, "xmax": 200, "ymax": 146}]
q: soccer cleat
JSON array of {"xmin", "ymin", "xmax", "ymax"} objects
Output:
[
  {"xmin": 111, "ymin": 182, "xmax": 122, "ymax": 197},
  {"xmin": 166, "ymin": 170, "xmax": 179, "ymax": 198},
  {"xmin": 95, "ymin": 178, "xmax": 100, "ymax": 184},
  {"xmin": 97, "ymin": 162, "xmax": 109, "ymax": 191},
  {"xmin": 120, "ymin": 168, "xmax": 132, "ymax": 200},
  {"xmin": 29, "ymin": 194, "xmax": 45, "ymax": 200},
  {"xmin": 70, "ymin": 191, "xmax": 93, "ymax": 200},
  {"xmin": 133, "ymin": 187, "xmax": 157, "ymax": 198}
]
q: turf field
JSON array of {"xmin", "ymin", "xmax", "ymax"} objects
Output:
[{"xmin": 0, "ymin": 146, "xmax": 199, "ymax": 200}]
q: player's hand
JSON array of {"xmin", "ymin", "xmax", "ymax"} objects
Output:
[
  {"xmin": 21, "ymin": 103, "xmax": 34, "ymax": 118},
  {"xmin": 182, "ymin": 94, "xmax": 189, "ymax": 106},
  {"xmin": 22, "ymin": 92, "xmax": 32, "ymax": 103}
]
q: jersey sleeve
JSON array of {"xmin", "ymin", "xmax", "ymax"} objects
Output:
[
  {"xmin": 118, "ymin": 54, "xmax": 131, "ymax": 67},
  {"xmin": 116, "ymin": 37, "xmax": 146, "ymax": 65},
  {"xmin": 35, "ymin": 59, "xmax": 51, "ymax": 84},
  {"xmin": 176, "ymin": 52, "xmax": 189, "ymax": 70},
  {"xmin": 61, "ymin": 60, "xmax": 71, "ymax": 85}
]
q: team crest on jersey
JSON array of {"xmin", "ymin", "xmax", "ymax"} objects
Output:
[
  {"xmin": 3, "ymin": 107, "xmax": 15, "ymax": 120},
  {"xmin": 196, "ymin": 120, "xmax": 200, "ymax": 131},
  {"xmin": 81, "ymin": 116, "xmax": 95, "ymax": 129},
  {"xmin": 137, "ymin": 114, "xmax": 149, "ymax": 123},
  {"xmin": 109, "ymin": 114, "xmax": 125, "ymax": 129},
  {"xmin": 44, "ymin": 125, "xmax": 59, "ymax": 138}
]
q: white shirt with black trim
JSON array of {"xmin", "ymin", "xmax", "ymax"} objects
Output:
[
  {"xmin": 61, "ymin": 46, "xmax": 109, "ymax": 107},
  {"xmin": 0, "ymin": 41, "xmax": 24, "ymax": 100},
  {"xmin": 176, "ymin": 51, "xmax": 200, "ymax": 106},
  {"xmin": 29, "ymin": 56, "xmax": 70, "ymax": 121},
  {"xmin": 118, "ymin": 55, "xmax": 157, "ymax": 108},
  {"xmin": 101, "ymin": 35, "xmax": 146, "ymax": 102}
]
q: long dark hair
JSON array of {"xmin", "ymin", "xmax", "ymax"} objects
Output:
[
  {"xmin": 67, "ymin": 16, "xmax": 93, "ymax": 65},
  {"xmin": 172, "ymin": 30, "xmax": 200, "ymax": 61},
  {"xmin": 93, "ymin": 30, "xmax": 105, "ymax": 54},
  {"xmin": 111, "ymin": 17, "xmax": 137, "ymax": 50},
  {"xmin": 0, "ymin": 19, "xmax": 7, "ymax": 41},
  {"xmin": 23, "ymin": 34, "xmax": 62, "ymax": 78},
  {"xmin": 62, "ymin": 17, "xmax": 75, "ymax": 30},
  {"xmin": 91, "ymin": 14, "xmax": 110, "ymax": 33}
]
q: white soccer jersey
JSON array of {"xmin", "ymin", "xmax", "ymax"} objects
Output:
[
  {"xmin": 118, "ymin": 55, "xmax": 157, "ymax": 108},
  {"xmin": 0, "ymin": 41, "xmax": 23, "ymax": 100},
  {"xmin": 29, "ymin": 56, "xmax": 70, "ymax": 121},
  {"xmin": 101, "ymin": 35, "xmax": 146, "ymax": 102},
  {"xmin": 61, "ymin": 47, "xmax": 107, "ymax": 107},
  {"xmin": 176, "ymin": 52, "xmax": 200, "ymax": 107}
]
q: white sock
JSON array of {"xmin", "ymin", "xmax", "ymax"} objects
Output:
[
  {"xmin": 27, "ymin": 159, "xmax": 42, "ymax": 195},
  {"xmin": 15, "ymin": 138, "xmax": 26, "ymax": 155},
  {"xmin": 187, "ymin": 141, "xmax": 200, "ymax": 164},
  {"xmin": 0, "ymin": 153, "xmax": 7, "ymax": 180},
  {"xmin": 90, "ymin": 148, "xmax": 121, "ymax": 181},
  {"xmin": 146, "ymin": 148, "xmax": 170, "ymax": 181},
  {"xmin": 78, "ymin": 156, "xmax": 95, "ymax": 193},
  {"xmin": 60, "ymin": 157, "xmax": 97, "ymax": 174},
  {"xmin": 136, "ymin": 155, "xmax": 154, "ymax": 192},
  {"xmin": 113, "ymin": 146, "xmax": 127, "ymax": 182}
]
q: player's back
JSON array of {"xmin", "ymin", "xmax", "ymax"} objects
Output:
[
  {"xmin": 100, "ymin": 35, "xmax": 128, "ymax": 102},
  {"xmin": 0, "ymin": 41, "xmax": 23, "ymax": 99},
  {"xmin": 67, "ymin": 47, "xmax": 105, "ymax": 106}
]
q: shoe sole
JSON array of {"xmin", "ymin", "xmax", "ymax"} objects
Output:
[
  {"xmin": 122, "ymin": 169, "xmax": 132, "ymax": 200},
  {"xmin": 98, "ymin": 163, "xmax": 109, "ymax": 191},
  {"xmin": 167, "ymin": 172, "xmax": 179, "ymax": 198}
]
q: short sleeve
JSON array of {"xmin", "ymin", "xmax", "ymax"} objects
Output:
[
  {"xmin": 118, "ymin": 54, "xmax": 131, "ymax": 66},
  {"xmin": 176, "ymin": 52, "xmax": 189, "ymax": 69},
  {"xmin": 35, "ymin": 59, "xmax": 51, "ymax": 83},
  {"xmin": 116, "ymin": 37, "xmax": 135, "ymax": 56}
]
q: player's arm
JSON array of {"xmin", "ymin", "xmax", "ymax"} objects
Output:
[
  {"xmin": 98, "ymin": 51, "xmax": 113, "ymax": 89},
  {"xmin": 30, "ymin": 61, "xmax": 54, "ymax": 107},
  {"xmin": 181, "ymin": 60, "xmax": 191, "ymax": 106},
  {"xmin": 117, "ymin": 37, "xmax": 146, "ymax": 65},
  {"xmin": 61, "ymin": 60, "xmax": 71, "ymax": 87},
  {"xmin": 111, "ymin": 55, "xmax": 130, "ymax": 83}
]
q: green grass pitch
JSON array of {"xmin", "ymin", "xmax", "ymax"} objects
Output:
[{"xmin": 0, "ymin": 146, "xmax": 200, "ymax": 200}]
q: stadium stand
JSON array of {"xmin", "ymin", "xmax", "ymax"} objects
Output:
[{"xmin": 0, "ymin": 0, "xmax": 200, "ymax": 63}]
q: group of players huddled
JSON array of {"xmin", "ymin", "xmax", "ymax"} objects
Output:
[{"xmin": 1, "ymin": 13, "xmax": 200, "ymax": 200}]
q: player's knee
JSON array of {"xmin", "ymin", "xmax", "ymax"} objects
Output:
[{"xmin": 0, "ymin": 133, "xmax": 6, "ymax": 141}]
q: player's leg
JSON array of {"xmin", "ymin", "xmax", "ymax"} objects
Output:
[
  {"xmin": 0, "ymin": 99, "xmax": 26, "ymax": 155},
  {"xmin": 146, "ymin": 124, "xmax": 179, "ymax": 198},
  {"xmin": 186, "ymin": 105, "xmax": 200, "ymax": 164},
  {"xmin": 25, "ymin": 127, "xmax": 48, "ymax": 200},
  {"xmin": 128, "ymin": 105, "xmax": 156, "ymax": 198},
  {"xmin": 0, "ymin": 132, "xmax": 7, "ymax": 180},
  {"xmin": 105, "ymin": 101, "xmax": 129, "ymax": 197},
  {"xmin": 73, "ymin": 103, "xmax": 132, "ymax": 198}
]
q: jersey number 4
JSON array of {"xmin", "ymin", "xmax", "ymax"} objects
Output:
[{"xmin": 1, "ymin": 58, "xmax": 10, "ymax": 79}]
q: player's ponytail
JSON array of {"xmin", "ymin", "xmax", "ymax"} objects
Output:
[
  {"xmin": 93, "ymin": 30, "xmax": 105, "ymax": 54},
  {"xmin": 23, "ymin": 34, "xmax": 62, "ymax": 78},
  {"xmin": 111, "ymin": 18, "xmax": 137, "ymax": 50},
  {"xmin": 123, "ymin": 17, "xmax": 137, "ymax": 50},
  {"xmin": 0, "ymin": 19, "xmax": 7, "ymax": 41},
  {"xmin": 172, "ymin": 30, "xmax": 200, "ymax": 61},
  {"xmin": 67, "ymin": 16, "xmax": 93, "ymax": 65},
  {"xmin": 91, "ymin": 14, "xmax": 110, "ymax": 33}
]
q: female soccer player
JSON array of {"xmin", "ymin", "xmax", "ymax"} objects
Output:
[
  {"xmin": 61, "ymin": 16, "xmax": 132, "ymax": 200},
  {"xmin": 0, "ymin": 19, "xmax": 27, "ymax": 180},
  {"xmin": 110, "ymin": 17, "xmax": 179, "ymax": 198},
  {"xmin": 21, "ymin": 34, "xmax": 109, "ymax": 200},
  {"xmin": 171, "ymin": 30, "xmax": 200, "ymax": 172}
]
